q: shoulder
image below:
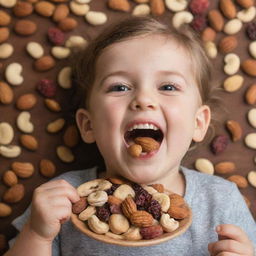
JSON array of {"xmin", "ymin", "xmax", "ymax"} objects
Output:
[{"xmin": 52, "ymin": 166, "xmax": 98, "ymax": 187}]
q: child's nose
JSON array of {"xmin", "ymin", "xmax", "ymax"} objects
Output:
[{"xmin": 129, "ymin": 91, "xmax": 158, "ymax": 111}]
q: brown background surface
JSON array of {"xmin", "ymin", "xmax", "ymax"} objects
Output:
[{"xmin": 0, "ymin": 0, "xmax": 256, "ymax": 254}]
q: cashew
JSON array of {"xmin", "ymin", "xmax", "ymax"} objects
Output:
[
  {"xmin": 70, "ymin": 1, "xmax": 89, "ymax": 16},
  {"xmin": 16, "ymin": 111, "xmax": 34, "ymax": 133},
  {"xmin": 245, "ymin": 133, "xmax": 256, "ymax": 149},
  {"xmin": 165, "ymin": 0, "xmax": 188, "ymax": 12},
  {"xmin": 248, "ymin": 108, "xmax": 256, "ymax": 128},
  {"xmin": 5, "ymin": 63, "xmax": 24, "ymax": 86},
  {"xmin": 223, "ymin": 19, "xmax": 242, "ymax": 35},
  {"xmin": 247, "ymin": 170, "xmax": 256, "ymax": 188},
  {"xmin": 87, "ymin": 190, "xmax": 108, "ymax": 207},
  {"xmin": 47, "ymin": 118, "xmax": 65, "ymax": 133},
  {"xmin": 65, "ymin": 35, "xmax": 87, "ymax": 50},
  {"xmin": 0, "ymin": 43, "xmax": 13, "ymax": 59},
  {"xmin": 98, "ymin": 180, "xmax": 112, "ymax": 191},
  {"xmin": 204, "ymin": 41, "xmax": 218, "ymax": 59},
  {"xmin": 105, "ymin": 232, "xmax": 124, "ymax": 240},
  {"xmin": 58, "ymin": 66, "xmax": 72, "ymax": 89},
  {"xmin": 152, "ymin": 192, "xmax": 170, "ymax": 212},
  {"xmin": 26, "ymin": 42, "xmax": 44, "ymax": 59},
  {"xmin": 88, "ymin": 215, "xmax": 109, "ymax": 234},
  {"xmin": 132, "ymin": 4, "xmax": 150, "ymax": 16},
  {"xmin": 0, "ymin": 145, "xmax": 21, "ymax": 158},
  {"xmin": 85, "ymin": 11, "xmax": 107, "ymax": 26},
  {"xmin": 223, "ymin": 53, "xmax": 240, "ymax": 75},
  {"xmin": 75, "ymin": 0, "xmax": 91, "ymax": 3},
  {"xmin": 113, "ymin": 184, "xmax": 135, "ymax": 201},
  {"xmin": 237, "ymin": 6, "xmax": 256, "ymax": 23},
  {"xmin": 56, "ymin": 145, "xmax": 74, "ymax": 163},
  {"xmin": 141, "ymin": 184, "xmax": 158, "ymax": 195},
  {"xmin": 109, "ymin": 214, "xmax": 130, "ymax": 235},
  {"xmin": 223, "ymin": 74, "xmax": 244, "ymax": 92},
  {"xmin": 0, "ymin": 0, "xmax": 17, "ymax": 8},
  {"xmin": 160, "ymin": 213, "xmax": 179, "ymax": 232},
  {"xmin": 249, "ymin": 41, "xmax": 256, "ymax": 59},
  {"xmin": 78, "ymin": 205, "xmax": 96, "ymax": 221},
  {"xmin": 51, "ymin": 46, "xmax": 71, "ymax": 59},
  {"xmin": 0, "ymin": 122, "xmax": 14, "ymax": 145},
  {"xmin": 122, "ymin": 226, "xmax": 142, "ymax": 240},
  {"xmin": 172, "ymin": 11, "xmax": 193, "ymax": 29},
  {"xmin": 77, "ymin": 179, "xmax": 107, "ymax": 197},
  {"xmin": 195, "ymin": 158, "xmax": 214, "ymax": 175}
]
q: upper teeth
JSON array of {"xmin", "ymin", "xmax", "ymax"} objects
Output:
[{"xmin": 128, "ymin": 123, "xmax": 159, "ymax": 131}]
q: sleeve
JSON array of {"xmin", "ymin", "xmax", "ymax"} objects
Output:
[
  {"xmin": 8, "ymin": 204, "xmax": 60, "ymax": 255},
  {"xmin": 222, "ymin": 183, "xmax": 256, "ymax": 249}
]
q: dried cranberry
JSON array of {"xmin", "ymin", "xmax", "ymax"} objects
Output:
[
  {"xmin": 96, "ymin": 204, "xmax": 110, "ymax": 222},
  {"xmin": 190, "ymin": 15, "xmax": 207, "ymax": 32},
  {"xmin": 211, "ymin": 135, "xmax": 229, "ymax": 154},
  {"xmin": 246, "ymin": 22, "xmax": 256, "ymax": 40},
  {"xmin": 189, "ymin": 0, "xmax": 209, "ymax": 15},
  {"xmin": 109, "ymin": 204, "xmax": 121, "ymax": 214},
  {"xmin": 147, "ymin": 199, "xmax": 162, "ymax": 220},
  {"xmin": 47, "ymin": 27, "xmax": 65, "ymax": 46},
  {"xmin": 105, "ymin": 184, "xmax": 119, "ymax": 195},
  {"xmin": 37, "ymin": 79, "xmax": 57, "ymax": 98},
  {"xmin": 140, "ymin": 225, "xmax": 163, "ymax": 240}
]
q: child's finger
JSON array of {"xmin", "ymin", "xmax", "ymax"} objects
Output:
[
  {"xmin": 216, "ymin": 224, "xmax": 250, "ymax": 244},
  {"xmin": 208, "ymin": 239, "xmax": 249, "ymax": 255}
]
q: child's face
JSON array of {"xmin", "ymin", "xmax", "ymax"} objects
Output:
[{"xmin": 76, "ymin": 34, "xmax": 210, "ymax": 185}]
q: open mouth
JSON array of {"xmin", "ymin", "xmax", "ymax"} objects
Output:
[{"xmin": 124, "ymin": 124, "xmax": 164, "ymax": 146}]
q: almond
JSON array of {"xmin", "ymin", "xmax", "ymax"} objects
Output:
[
  {"xmin": 12, "ymin": 161, "xmax": 34, "ymax": 178},
  {"xmin": 14, "ymin": 19, "xmax": 37, "ymax": 36},
  {"xmin": 3, "ymin": 170, "xmax": 18, "ymax": 187},
  {"xmin": 236, "ymin": 0, "xmax": 254, "ymax": 8},
  {"xmin": 20, "ymin": 134, "xmax": 38, "ymax": 151},
  {"xmin": 108, "ymin": 0, "xmax": 131, "ymax": 12},
  {"xmin": 58, "ymin": 17, "xmax": 78, "ymax": 32},
  {"xmin": 16, "ymin": 93, "xmax": 37, "ymax": 110},
  {"xmin": 3, "ymin": 184, "xmax": 25, "ymax": 203},
  {"xmin": 13, "ymin": 1, "xmax": 34, "ymax": 17},
  {"xmin": 130, "ymin": 210, "xmax": 154, "ymax": 227},
  {"xmin": 214, "ymin": 161, "xmax": 236, "ymax": 174},
  {"xmin": 208, "ymin": 9, "xmax": 224, "ymax": 32},
  {"xmin": 44, "ymin": 98, "xmax": 61, "ymax": 112},
  {"xmin": 134, "ymin": 137, "xmax": 160, "ymax": 152},
  {"xmin": 121, "ymin": 196, "xmax": 137, "ymax": 218},
  {"xmin": 0, "ymin": 202, "xmax": 12, "ymax": 217},
  {"xmin": 0, "ymin": 27, "xmax": 10, "ymax": 43},
  {"xmin": 226, "ymin": 120, "xmax": 242, "ymax": 142},
  {"xmin": 245, "ymin": 84, "xmax": 256, "ymax": 105},
  {"xmin": 35, "ymin": 1, "xmax": 56, "ymax": 17},
  {"xmin": 108, "ymin": 195, "xmax": 123, "ymax": 206},
  {"xmin": 219, "ymin": 35, "xmax": 237, "ymax": 53},
  {"xmin": 52, "ymin": 4, "xmax": 69, "ymax": 22},
  {"xmin": 39, "ymin": 159, "xmax": 56, "ymax": 177},
  {"xmin": 201, "ymin": 27, "xmax": 216, "ymax": 42},
  {"xmin": 219, "ymin": 0, "xmax": 237, "ymax": 19},
  {"xmin": 227, "ymin": 175, "xmax": 248, "ymax": 188},
  {"xmin": 0, "ymin": 81, "xmax": 13, "ymax": 104},
  {"xmin": 128, "ymin": 144, "xmax": 142, "ymax": 157},
  {"xmin": 150, "ymin": 0, "xmax": 165, "ymax": 16},
  {"xmin": 0, "ymin": 10, "xmax": 11, "ymax": 26},
  {"xmin": 63, "ymin": 125, "xmax": 79, "ymax": 147},
  {"xmin": 151, "ymin": 184, "xmax": 164, "ymax": 193},
  {"xmin": 241, "ymin": 59, "xmax": 256, "ymax": 77},
  {"xmin": 34, "ymin": 55, "xmax": 56, "ymax": 71}
]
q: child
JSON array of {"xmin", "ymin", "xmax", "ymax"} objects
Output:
[{"xmin": 5, "ymin": 17, "xmax": 256, "ymax": 256}]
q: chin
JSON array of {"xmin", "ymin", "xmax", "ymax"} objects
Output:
[{"xmin": 126, "ymin": 168, "xmax": 160, "ymax": 185}]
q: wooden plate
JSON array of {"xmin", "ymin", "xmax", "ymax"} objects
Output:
[{"xmin": 71, "ymin": 205, "xmax": 192, "ymax": 247}]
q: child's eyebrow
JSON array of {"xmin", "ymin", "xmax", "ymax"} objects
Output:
[{"xmin": 98, "ymin": 71, "xmax": 131, "ymax": 87}]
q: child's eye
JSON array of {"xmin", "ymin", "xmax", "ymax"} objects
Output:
[
  {"xmin": 107, "ymin": 84, "xmax": 131, "ymax": 92},
  {"xmin": 159, "ymin": 83, "xmax": 178, "ymax": 91}
]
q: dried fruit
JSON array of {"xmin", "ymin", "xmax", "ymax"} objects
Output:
[
  {"xmin": 37, "ymin": 79, "xmax": 57, "ymax": 98},
  {"xmin": 211, "ymin": 135, "xmax": 229, "ymax": 154},
  {"xmin": 72, "ymin": 197, "xmax": 87, "ymax": 214},
  {"xmin": 189, "ymin": 0, "xmax": 209, "ymax": 15},
  {"xmin": 147, "ymin": 199, "xmax": 162, "ymax": 220},
  {"xmin": 140, "ymin": 225, "xmax": 163, "ymax": 239},
  {"xmin": 190, "ymin": 15, "xmax": 207, "ymax": 32},
  {"xmin": 247, "ymin": 21, "xmax": 256, "ymax": 40},
  {"xmin": 47, "ymin": 27, "xmax": 65, "ymax": 45},
  {"xmin": 96, "ymin": 204, "xmax": 111, "ymax": 222}
]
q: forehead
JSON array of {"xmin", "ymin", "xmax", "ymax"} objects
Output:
[{"xmin": 95, "ymin": 34, "xmax": 194, "ymax": 78}]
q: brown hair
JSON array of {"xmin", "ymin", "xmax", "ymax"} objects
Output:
[{"xmin": 71, "ymin": 16, "xmax": 222, "ymax": 146}]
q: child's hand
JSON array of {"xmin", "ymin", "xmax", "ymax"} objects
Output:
[
  {"xmin": 208, "ymin": 224, "xmax": 254, "ymax": 256},
  {"xmin": 28, "ymin": 179, "xmax": 80, "ymax": 242}
]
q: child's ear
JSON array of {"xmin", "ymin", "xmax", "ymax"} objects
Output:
[
  {"xmin": 76, "ymin": 108, "xmax": 95, "ymax": 144},
  {"xmin": 192, "ymin": 105, "xmax": 211, "ymax": 142}
]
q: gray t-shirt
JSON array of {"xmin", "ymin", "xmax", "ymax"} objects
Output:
[{"xmin": 9, "ymin": 166, "xmax": 256, "ymax": 256}]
